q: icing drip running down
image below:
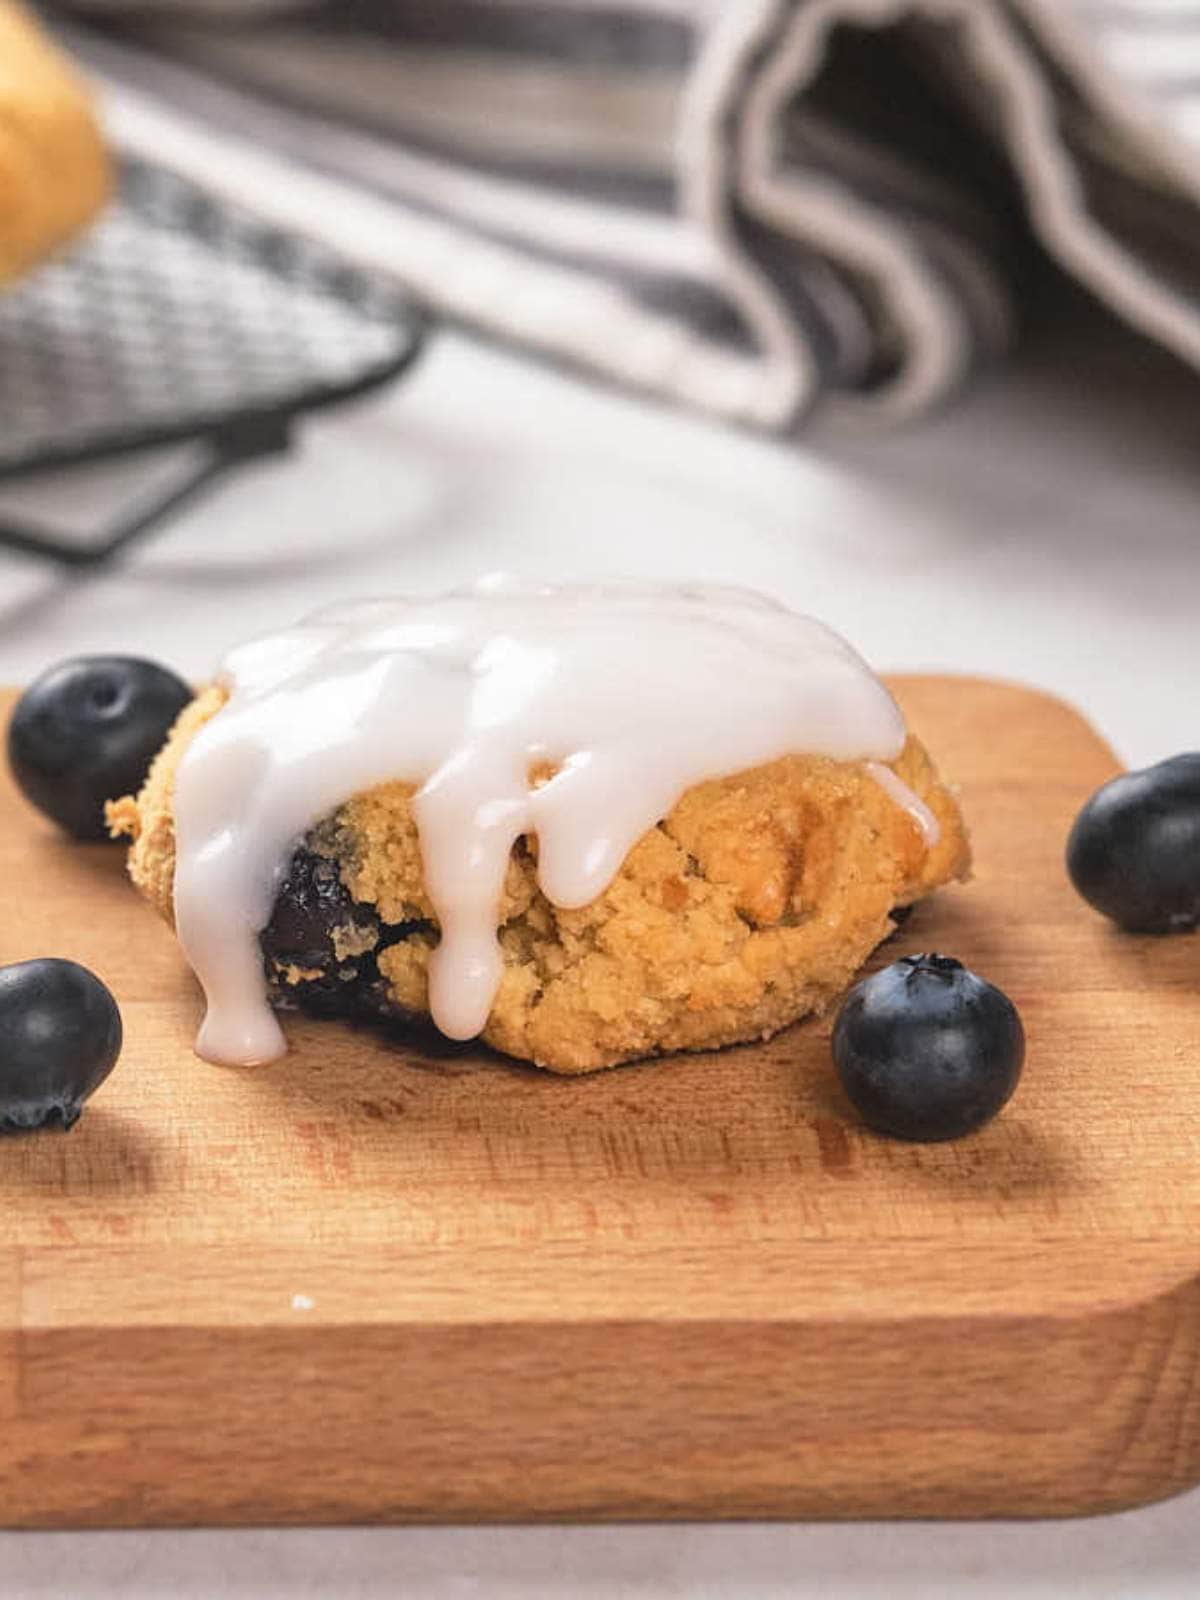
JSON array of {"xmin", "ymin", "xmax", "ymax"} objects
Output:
[
  {"xmin": 171, "ymin": 578, "xmax": 935, "ymax": 1066},
  {"xmin": 865, "ymin": 762, "xmax": 941, "ymax": 849}
]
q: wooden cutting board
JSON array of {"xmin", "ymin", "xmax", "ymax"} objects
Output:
[{"xmin": 0, "ymin": 675, "xmax": 1198, "ymax": 1528}]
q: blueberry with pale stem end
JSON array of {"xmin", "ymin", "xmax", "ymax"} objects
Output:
[
  {"xmin": 832, "ymin": 954, "xmax": 1024, "ymax": 1143},
  {"xmin": 7, "ymin": 656, "xmax": 191, "ymax": 840}
]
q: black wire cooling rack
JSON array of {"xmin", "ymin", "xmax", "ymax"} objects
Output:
[{"xmin": 0, "ymin": 158, "xmax": 428, "ymax": 566}]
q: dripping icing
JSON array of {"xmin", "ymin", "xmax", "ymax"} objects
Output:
[
  {"xmin": 864, "ymin": 762, "xmax": 941, "ymax": 847},
  {"xmin": 171, "ymin": 578, "xmax": 930, "ymax": 1065}
]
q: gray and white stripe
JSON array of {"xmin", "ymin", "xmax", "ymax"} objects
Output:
[{"xmin": 51, "ymin": 0, "xmax": 1200, "ymax": 428}]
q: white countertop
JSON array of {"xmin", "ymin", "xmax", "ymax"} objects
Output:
[
  {"xmin": 0, "ymin": 298, "xmax": 1197, "ymax": 1596},
  {"xmin": 1, "ymin": 295, "xmax": 1196, "ymax": 770}
]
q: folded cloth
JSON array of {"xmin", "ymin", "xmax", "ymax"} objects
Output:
[{"xmin": 49, "ymin": 1, "xmax": 1200, "ymax": 430}]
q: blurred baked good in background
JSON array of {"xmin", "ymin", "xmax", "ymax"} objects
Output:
[{"xmin": 0, "ymin": 0, "xmax": 109, "ymax": 286}]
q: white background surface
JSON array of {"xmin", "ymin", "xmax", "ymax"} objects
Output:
[
  {"xmin": 1, "ymin": 296, "xmax": 1197, "ymax": 771},
  {"xmin": 0, "ymin": 296, "xmax": 1197, "ymax": 1595}
]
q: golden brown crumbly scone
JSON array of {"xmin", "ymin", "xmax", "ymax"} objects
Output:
[
  {"xmin": 111, "ymin": 687, "xmax": 970, "ymax": 1073},
  {"xmin": 0, "ymin": 2, "xmax": 110, "ymax": 286}
]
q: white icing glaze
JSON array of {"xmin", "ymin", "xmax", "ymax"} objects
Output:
[
  {"xmin": 171, "ymin": 577, "xmax": 927, "ymax": 1066},
  {"xmin": 864, "ymin": 761, "xmax": 942, "ymax": 848}
]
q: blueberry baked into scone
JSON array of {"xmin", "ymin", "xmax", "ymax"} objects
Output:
[
  {"xmin": 0, "ymin": 1, "xmax": 110, "ymax": 285},
  {"xmin": 109, "ymin": 581, "xmax": 970, "ymax": 1073}
]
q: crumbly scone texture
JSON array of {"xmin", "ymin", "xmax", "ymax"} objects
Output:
[
  {"xmin": 0, "ymin": 1, "xmax": 110, "ymax": 286},
  {"xmin": 111, "ymin": 686, "xmax": 971, "ymax": 1073}
]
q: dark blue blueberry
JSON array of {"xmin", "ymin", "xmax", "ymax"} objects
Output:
[
  {"xmin": 260, "ymin": 846, "xmax": 434, "ymax": 1021},
  {"xmin": 1067, "ymin": 754, "xmax": 1200, "ymax": 934},
  {"xmin": 832, "ymin": 954, "xmax": 1024, "ymax": 1142},
  {"xmin": 7, "ymin": 656, "xmax": 192, "ymax": 840},
  {"xmin": 0, "ymin": 959, "xmax": 122, "ymax": 1132}
]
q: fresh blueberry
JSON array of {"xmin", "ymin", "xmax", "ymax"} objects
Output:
[
  {"xmin": 832, "ymin": 954, "xmax": 1024, "ymax": 1142},
  {"xmin": 7, "ymin": 656, "xmax": 191, "ymax": 840},
  {"xmin": 1066, "ymin": 754, "xmax": 1200, "ymax": 934},
  {"xmin": 0, "ymin": 959, "xmax": 122, "ymax": 1132}
]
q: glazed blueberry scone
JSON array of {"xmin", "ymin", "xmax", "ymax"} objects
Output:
[{"xmin": 109, "ymin": 582, "xmax": 969, "ymax": 1074}]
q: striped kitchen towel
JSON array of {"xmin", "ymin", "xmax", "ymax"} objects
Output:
[{"xmin": 50, "ymin": 1, "xmax": 1200, "ymax": 430}]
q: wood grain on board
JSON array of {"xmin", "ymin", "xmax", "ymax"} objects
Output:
[{"xmin": 0, "ymin": 677, "xmax": 1198, "ymax": 1526}]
